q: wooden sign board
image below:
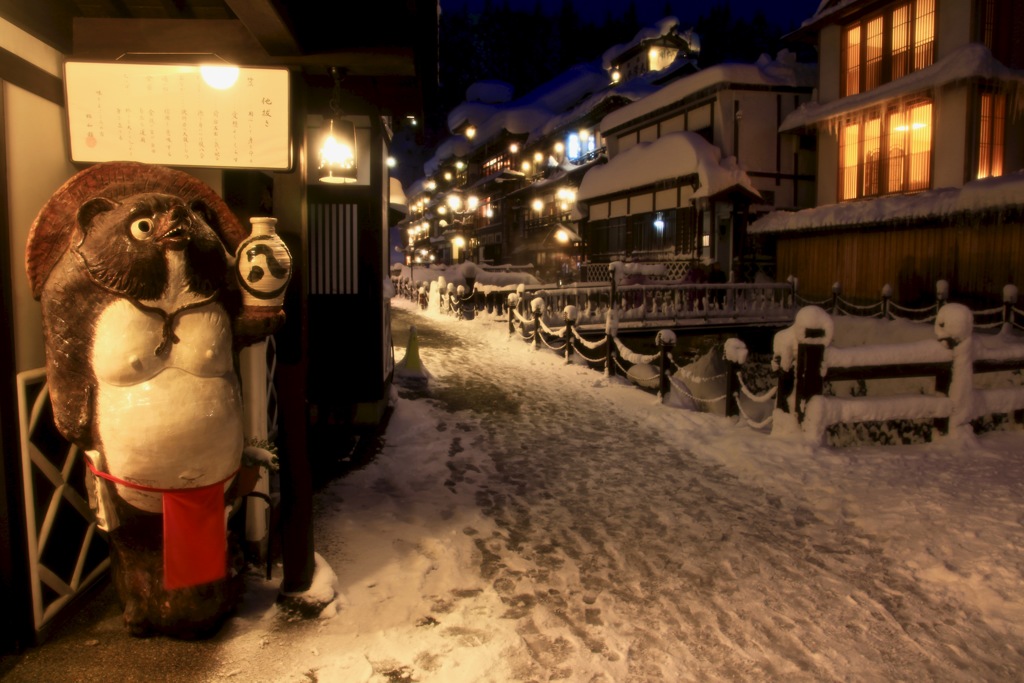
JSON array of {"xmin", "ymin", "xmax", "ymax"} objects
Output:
[{"xmin": 64, "ymin": 61, "xmax": 291, "ymax": 170}]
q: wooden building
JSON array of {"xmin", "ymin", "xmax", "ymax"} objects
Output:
[{"xmin": 751, "ymin": 0, "xmax": 1024, "ymax": 305}]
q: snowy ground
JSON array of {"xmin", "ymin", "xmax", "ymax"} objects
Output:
[
  {"xmin": 204, "ymin": 296, "xmax": 1022, "ymax": 682},
  {"xmin": 7, "ymin": 295, "xmax": 1022, "ymax": 682}
]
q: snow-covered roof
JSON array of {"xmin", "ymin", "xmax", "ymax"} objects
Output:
[
  {"xmin": 781, "ymin": 44, "xmax": 1024, "ymax": 132},
  {"xmin": 748, "ymin": 171, "xmax": 1024, "ymax": 234},
  {"xmin": 389, "ymin": 177, "xmax": 408, "ymax": 214},
  {"xmin": 799, "ymin": 0, "xmax": 862, "ymax": 30},
  {"xmin": 601, "ymin": 16, "xmax": 695, "ymax": 69},
  {"xmin": 426, "ymin": 15, "xmax": 709, "ymax": 179},
  {"xmin": 426, "ymin": 62, "xmax": 610, "ymax": 175},
  {"xmin": 576, "ymin": 131, "xmax": 759, "ymax": 202},
  {"xmin": 601, "ymin": 51, "xmax": 818, "ymax": 134}
]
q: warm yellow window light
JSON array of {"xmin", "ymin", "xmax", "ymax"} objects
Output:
[
  {"xmin": 522, "ymin": 161, "xmax": 532, "ymax": 173},
  {"xmin": 467, "ymin": 195, "xmax": 479, "ymax": 211},
  {"xmin": 533, "ymin": 151, "xmax": 544, "ymax": 163},
  {"xmin": 611, "ymin": 68, "xmax": 621, "ymax": 83},
  {"xmin": 531, "ymin": 198, "xmax": 544, "ymax": 212},
  {"xmin": 453, "ymin": 236, "xmax": 466, "ymax": 248}
]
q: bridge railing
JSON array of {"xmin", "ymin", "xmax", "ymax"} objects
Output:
[{"xmin": 775, "ymin": 305, "xmax": 1024, "ymax": 444}]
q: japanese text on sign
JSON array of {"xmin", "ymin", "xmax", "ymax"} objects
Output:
[{"xmin": 65, "ymin": 62, "xmax": 291, "ymax": 170}]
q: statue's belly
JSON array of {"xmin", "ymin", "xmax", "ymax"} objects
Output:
[{"xmin": 96, "ymin": 369, "xmax": 242, "ymax": 512}]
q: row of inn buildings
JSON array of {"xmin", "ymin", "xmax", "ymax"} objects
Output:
[{"xmin": 399, "ymin": 0, "xmax": 1024, "ymax": 306}]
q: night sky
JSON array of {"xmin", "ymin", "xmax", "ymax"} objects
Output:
[{"xmin": 448, "ymin": 0, "xmax": 823, "ymax": 32}]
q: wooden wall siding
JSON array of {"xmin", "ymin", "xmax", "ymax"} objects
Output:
[{"xmin": 776, "ymin": 219, "xmax": 1024, "ymax": 306}]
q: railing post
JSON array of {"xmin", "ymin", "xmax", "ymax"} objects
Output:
[
  {"xmin": 934, "ymin": 362, "xmax": 952, "ymax": 436},
  {"xmin": 532, "ymin": 298, "xmax": 544, "ymax": 349},
  {"xmin": 795, "ymin": 328, "xmax": 826, "ymax": 423},
  {"xmin": 936, "ymin": 279, "xmax": 948, "ymax": 318},
  {"xmin": 605, "ymin": 308, "xmax": 619, "ymax": 378},
  {"xmin": 881, "ymin": 283, "xmax": 892, "ymax": 320},
  {"xmin": 656, "ymin": 329, "xmax": 676, "ymax": 403},
  {"xmin": 831, "ymin": 282, "xmax": 840, "ymax": 315},
  {"xmin": 1004, "ymin": 284, "xmax": 1018, "ymax": 330},
  {"xmin": 609, "ymin": 269, "xmax": 617, "ymax": 313},
  {"xmin": 723, "ymin": 338, "xmax": 748, "ymax": 419},
  {"xmin": 507, "ymin": 293, "xmax": 518, "ymax": 338},
  {"xmin": 563, "ymin": 305, "xmax": 577, "ymax": 364}
]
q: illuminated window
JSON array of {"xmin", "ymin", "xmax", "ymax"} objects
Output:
[
  {"xmin": 840, "ymin": 121, "xmax": 860, "ymax": 200},
  {"xmin": 863, "ymin": 115, "xmax": 881, "ymax": 196},
  {"xmin": 842, "ymin": 0, "xmax": 935, "ymax": 96},
  {"xmin": 977, "ymin": 91, "xmax": 1006, "ymax": 179},
  {"xmin": 864, "ymin": 16, "xmax": 884, "ymax": 91},
  {"xmin": 914, "ymin": 0, "xmax": 935, "ymax": 70},
  {"xmin": 567, "ymin": 133, "xmax": 581, "ymax": 160},
  {"xmin": 482, "ymin": 154, "xmax": 510, "ymax": 175},
  {"xmin": 838, "ymin": 100, "xmax": 932, "ymax": 200},
  {"xmin": 891, "ymin": 5, "xmax": 910, "ymax": 80},
  {"xmin": 648, "ymin": 46, "xmax": 679, "ymax": 72},
  {"xmin": 843, "ymin": 26, "xmax": 861, "ymax": 97}
]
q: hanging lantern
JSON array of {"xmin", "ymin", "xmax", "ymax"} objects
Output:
[{"xmin": 319, "ymin": 67, "xmax": 357, "ymax": 184}]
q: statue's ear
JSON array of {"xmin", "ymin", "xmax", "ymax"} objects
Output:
[
  {"xmin": 189, "ymin": 199, "xmax": 219, "ymax": 231},
  {"xmin": 77, "ymin": 197, "xmax": 119, "ymax": 233}
]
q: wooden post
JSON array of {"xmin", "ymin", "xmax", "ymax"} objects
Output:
[
  {"xmin": 725, "ymin": 359, "xmax": 740, "ymax": 418},
  {"xmin": 657, "ymin": 330, "xmax": 676, "ymax": 403},
  {"xmin": 533, "ymin": 305, "xmax": 542, "ymax": 349},
  {"xmin": 564, "ymin": 314, "xmax": 574, "ymax": 364},
  {"xmin": 934, "ymin": 362, "xmax": 952, "ymax": 436},
  {"xmin": 775, "ymin": 363, "xmax": 793, "ymax": 413},
  {"xmin": 609, "ymin": 271, "xmax": 617, "ymax": 315},
  {"xmin": 795, "ymin": 328, "xmax": 826, "ymax": 423}
]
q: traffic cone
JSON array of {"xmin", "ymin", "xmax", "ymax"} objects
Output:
[{"xmin": 396, "ymin": 326, "xmax": 429, "ymax": 380}]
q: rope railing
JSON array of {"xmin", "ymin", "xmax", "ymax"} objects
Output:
[
  {"xmin": 393, "ymin": 273, "xmax": 1021, "ymax": 437},
  {"xmin": 393, "ymin": 273, "xmax": 1020, "ymax": 334}
]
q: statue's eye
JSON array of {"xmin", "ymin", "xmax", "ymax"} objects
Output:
[{"xmin": 130, "ymin": 218, "xmax": 154, "ymax": 240}]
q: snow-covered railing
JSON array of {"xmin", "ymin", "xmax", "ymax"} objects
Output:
[
  {"xmin": 503, "ymin": 295, "xmax": 777, "ymax": 423},
  {"xmin": 773, "ymin": 305, "xmax": 1024, "ymax": 444},
  {"xmin": 793, "ymin": 280, "xmax": 1022, "ymax": 331},
  {"xmin": 502, "ymin": 281, "xmax": 797, "ymax": 331}
]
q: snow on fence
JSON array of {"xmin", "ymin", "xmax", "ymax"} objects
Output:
[
  {"xmin": 773, "ymin": 305, "xmax": 1024, "ymax": 444},
  {"xmin": 499, "ymin": 292, "xmax": 777, "ymax": 427},
  {"xmin": 795, "ymin": 280, "xmax": 1022, "ymax": 332},
  {"xmin": 392, "ymin": 270, "xmax": 1024, "ymax": 444},
  {"xmin": 393, "ymin": 276, "xmax": 798, "ymax": 330}
]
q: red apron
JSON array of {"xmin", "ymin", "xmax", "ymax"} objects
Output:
[{"xmin": 87, "ymin": 460, "xmax": 237, "ymax": 590}]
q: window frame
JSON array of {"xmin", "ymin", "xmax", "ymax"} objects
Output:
[
  {"xmin": 837, "ymin": 97, "xmax": 934, "ymax": 201},
  {"xmin": 841, "ymin": 0, "xmax": 936, "ymax": 98}
]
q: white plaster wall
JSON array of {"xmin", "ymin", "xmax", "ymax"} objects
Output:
[
  {"xmin": 818, "ymin": 24, "xmax": 842, "ymax": 105},
  {"xmin": 932, "ymin": 85, "xmax": 969, "ymax": 189},
  {"xmin": 817, "ymin": 129, "xmax": 840, "ymax": 206},
  {"xmin": 937, "ymin": 0, "xmax": 972, "ymax": 60},
  {"xmin": 3, "ymin": 22, "xmax": 77, "ymax": 373}
]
